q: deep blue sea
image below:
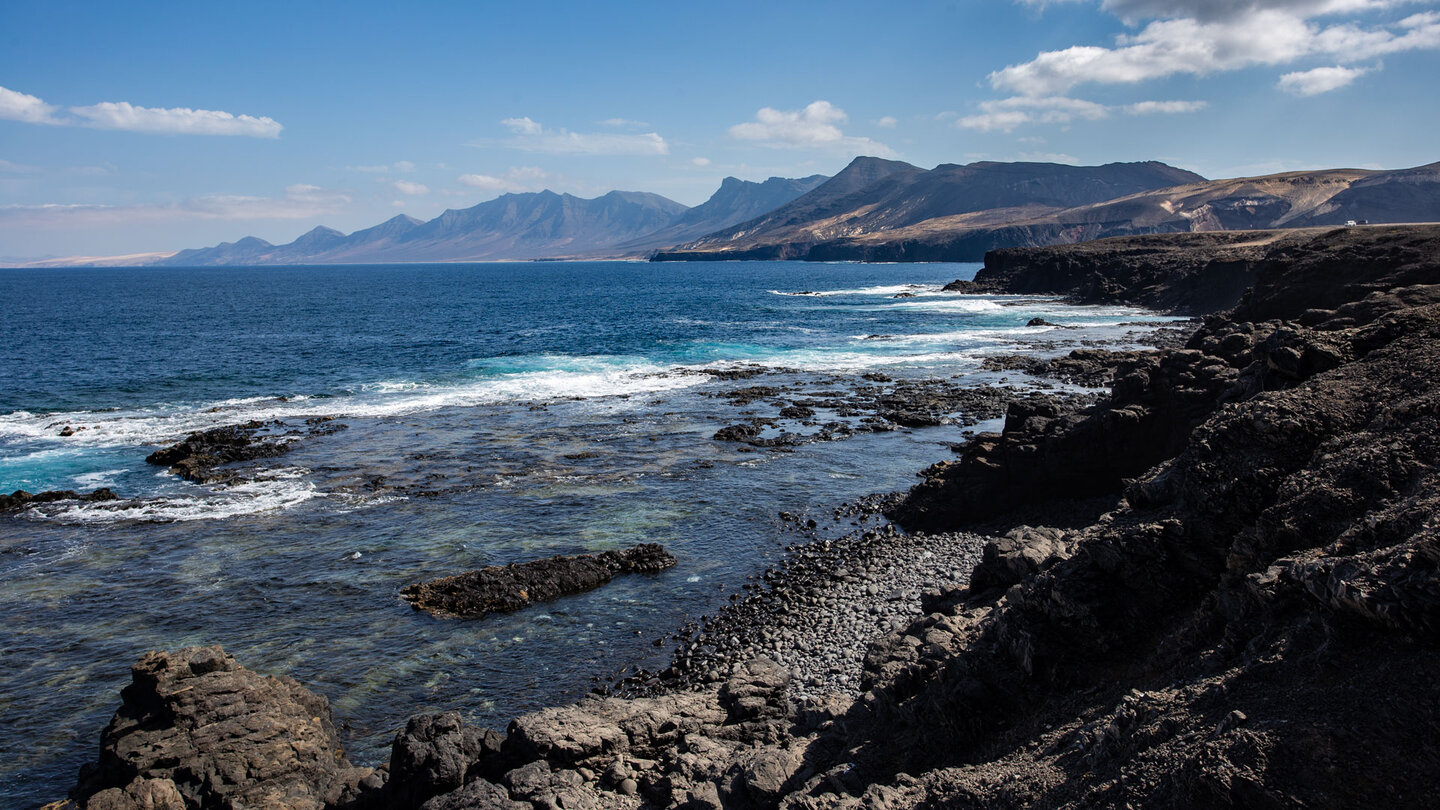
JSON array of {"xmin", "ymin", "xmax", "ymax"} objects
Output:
[{"xmin": 0, "ymin": 261, "xmax": 1178, "ymax": 807}]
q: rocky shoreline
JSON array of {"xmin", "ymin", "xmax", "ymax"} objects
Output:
[{"xmin": 49, "ymin": 224, "xmax": 1440, "ymax": 808}]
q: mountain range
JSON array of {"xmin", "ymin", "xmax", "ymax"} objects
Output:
[
  {"xmin": 153, "ymin": 176, "xmax": 827, "ymax": 266},
  {"xmin": 653, "ymin": 159, "xmax": 1440, "ymax": 262},
  {"xmin": 38, "ymin": 156, "xmax": 1439, "ymax": 267}
]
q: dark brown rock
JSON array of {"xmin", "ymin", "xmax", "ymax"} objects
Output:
[
  {"xmin": 400, "ymin": 544, "xmax": 678, "ymax": 619},
  {"xmin": 1, "ymin": 487, "xmax": 118, "ymax": 512},
  {"xmin": 71, "ymin": 646, "xmax": 369, "ymax": 810},
  {"xmin": 144, "ymin": 421, "xmax": 290, "ymax": 484}
]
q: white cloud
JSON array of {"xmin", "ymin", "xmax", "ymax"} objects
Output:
[
  {"xmin": 68, "ymin": 101, "xmax": 283, "ymax": 137},
  {"xmin": 0, "ymin": 84, "xmax": 282, "ymax": 137},
  {"xmin": 389, "ymin": 179, "xmax": 430, "ymax": 195},
  {"xmin": 690, "ymin": 156, "xmax": 712, "ymax": 166},
  {"xmin": 991, "ymin": 4, "xmax": 1440, "ymax": 96},
  {"xmin": 457, "ymin": 173, "xmax": 514, "ymax": 192},
  {"xmin": 956, "ymin": 94, "xmax": 1204, "ymax": 132},
  {"xmin": 1123, "ymin": 99, "xmax": 1211, "ymax": 113},
  {"xmin": 1097, "ymin": 1, "xmax": 1408, "ymax": 24},
  {"xmin": 876, "ymin": 115, "xmax": 899, "ymax": 128},
  {"xmin": 600, "ymin": 117, "xmax": 651, "ymax": 128},
  {"xmin": 501, "ymin": 116, "xmax": 543, "ymax": 135},
  {"xmin": 457, "ymin": 165, "xmax": 553, "ymax": 193},
  {"xmin": 497, "ymin": 116, "xmax": 669, "ymax": 155},
  {"xmin": 729, "ymin": 101, "xmax": 897, "ymax": 157},
  {"xmin": 0, "ymin": 184, "xmax": 349, "ymax": 227},
  {"xmin": 347, "ymin": 160, "xmax": 416, "ymax": 174},
  {"xmin": 1277, "ymin": 63, "xmax": 1375, "ymax": 92},
  {"xmin": 1017, "ymin": 151, "xmax": 1082, "ymax": 164},
  {"xmin": 0, "ymin": 86, "xmax": 64, "ymax": 125}
]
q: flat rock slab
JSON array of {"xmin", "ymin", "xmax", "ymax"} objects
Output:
[{"xmin": 401, "ymin": 543, "xmax": 677, "ymax": 619}]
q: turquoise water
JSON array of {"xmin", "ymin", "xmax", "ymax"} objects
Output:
[{"xmin": 0, "ymin": 261, "xmax": 1176, "ymax": 806}]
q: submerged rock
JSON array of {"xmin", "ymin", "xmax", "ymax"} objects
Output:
[{"xmin": 401, "ymin": 543, "xmax": 677, "ymax": 619}]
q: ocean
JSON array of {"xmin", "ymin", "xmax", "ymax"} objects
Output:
[{"xmin": 0, "ymin": 260, "xmax": 1179, "ymax": 806}]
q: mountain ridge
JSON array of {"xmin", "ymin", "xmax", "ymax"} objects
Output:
[{"xmin": 655, "ymin": 160, "xmax": 1440, "ymax": 262}]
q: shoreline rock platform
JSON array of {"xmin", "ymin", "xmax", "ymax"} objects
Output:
[{"xmin": 52, "ymin": 224, "xmax": 1440, "ymax": 808}]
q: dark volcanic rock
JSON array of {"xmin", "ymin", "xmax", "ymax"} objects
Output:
[
  {"xmin": 401, "ymin": 544, "xmax": 677, "ymax": 619},
  {"xmin": 70, "ymin": 646, "xmax": 370, "ymax": 810},
  {"xmin": 144, "ymin": 421, "xmax": 291, "ymax": 484},
  {"xmin": 62, "ymin": 226, "xmax": 1440, "ymax": 810},
  {"xmin": 1, "ymin": 487, "xmax": 118, "ymax": 512}
]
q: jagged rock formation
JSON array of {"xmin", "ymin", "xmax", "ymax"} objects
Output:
[
  {"xmin": 60, "ymin": 647, "xmax": 376, "ymax": 810},
  {"xmin": 400, "ymin": 544, "xmax": 678, "ymax": 619},
  {"xmin": 144, "ymin": 421, "xmax": 292, "ymax": 484}
]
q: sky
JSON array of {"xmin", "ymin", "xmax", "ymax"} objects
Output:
[{"xmin": 1, "ymin": 0, "xmax": 1437, "ymax": 258}]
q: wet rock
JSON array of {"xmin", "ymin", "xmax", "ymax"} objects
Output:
[
  {"xmin": 401, "ymin": 544, "xmax": 678, "ymax": 619},
  {"xmin": 714, "ymin": 422, "xmax": 764, "ymax": 442},
  {"xmin": 144, "ymin": 421, "xmax": 291, "ymax": 484},
  {"xmin": 1, "ymin": 487, "xmax": 118, "ymax": 513}
]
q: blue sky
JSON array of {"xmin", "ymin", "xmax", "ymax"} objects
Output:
[{"xmin": 2, "ymin": 0, "xmax": 1437, "ymax": 258}]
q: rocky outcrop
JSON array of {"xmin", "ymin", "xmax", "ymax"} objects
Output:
[
  {"xmin": 144, "ymin": 422, "xmax": 292, "ymax": 484},
  {"xmin": 400, "ymin": 544, "xmax": 678, "ymax": 619},
  {"xmin": 66, "ymin": 646, "xmax": 374, "ymax": 810},
  {"xmin": 1, "ymin": 487, "xmax": 118, "ymax": 512}
]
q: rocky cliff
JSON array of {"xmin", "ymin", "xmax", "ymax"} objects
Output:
[{"xmin": 56, "ymin": 225, "xmax": 1440, "ymax": 809}]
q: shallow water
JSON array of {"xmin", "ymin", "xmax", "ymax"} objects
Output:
[{"xmin": 0, "ymin": 261, "xmax": 1180, "ymax": 806}]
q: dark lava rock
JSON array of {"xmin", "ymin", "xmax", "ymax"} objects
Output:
[
  {"xmin": 70, "ymin": 646, "xmax": 371, "ymax": 810},
  {"xmin": 401, "ymin": 544, "xmax": 678, "ymax": 619},
  {"xmin": 713, "ymin": 422, "xmax": 764, "ymax": 442},
  {"xmin": 380, "ymin": 712, "xmax": 510, "ymax": 810},
  {"xmin": 144, "ymin": 421, "xmax": 291, "ymax": 484},
  {"xmin": 697, "ymin": 366, "xmax": 768, "ymax": 381},
  {"xmin": 983, "ymin": 347, "xmax": 1160, "ymax": 388},
  {"xmin": 1, "ymin": 487, "xmax": 118, "ymax": 512}
]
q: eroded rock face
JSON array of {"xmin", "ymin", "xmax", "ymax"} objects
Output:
[
  {"xmin": 400, "ymin": 544, "xmax": 678, "ymax": 619},
  {"xmin": 71, "ymin": 646, "xmax": 371, "ymax": 810}
]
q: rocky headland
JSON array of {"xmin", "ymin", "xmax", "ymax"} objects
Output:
[{"xmin": 52, "ymin": 224, "xmax": 1440, "ymax": 808}]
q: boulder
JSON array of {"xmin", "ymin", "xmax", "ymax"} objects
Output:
[{"xmin": 71, "ymin": 646, "xmax": 369, "ymax": 810}]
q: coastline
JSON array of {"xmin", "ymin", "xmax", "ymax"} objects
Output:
[{"xmin": 44, "ymin": 224, "xmax": 1440, "ymax": 809}]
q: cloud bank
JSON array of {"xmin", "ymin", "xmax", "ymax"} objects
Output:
[
  {"xmin": 994, "ymin": 2, "xmax": 1438, "ymax": 96},
  {"xmin": 957, "ymin": 94, "xmax": 1206, "ymax": 132},
  {"xmin": 0, "ymin": 85, "xmax": 282, "ymax": 137}
]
